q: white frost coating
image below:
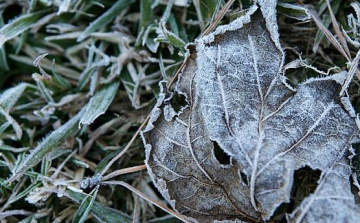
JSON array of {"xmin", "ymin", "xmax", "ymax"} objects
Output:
[
  {"xmin": 302, "ymin": 71, "xmax": 347, "ymax": 85},
  {"xmin": 256, "ymin": 0, "xmax": 283, "ymax": 56},
  {"xmin": 142, "ymin": 3, "xmax": 360, "ymax": 223},
  {"xmin": 142, "ymin": 81, "xmax": 167, "ymax": 132}
]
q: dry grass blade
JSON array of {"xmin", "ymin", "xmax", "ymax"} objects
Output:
[
  {"xmin": 193, "ymin": 0, "xmax": 205, "ymax": 31},
  {"xmin": 298, "ymin": 0, "xmax": 360, "ymax": 84},
  {"xmin": 101, "ymin": 181, "xmax": 192, "ymax": 223},
  {"xmin": 340, "ymin": 50, "xmax": 360, "ymax": 95},
  {"xmin": 102, "ymin": 165, "xmax": 146, "ymax": 181},
  {"xmin": 0, "ymin": 210, "xmax": 32, "ymax": 218},
  {"xmin": 306, "ymin": 6, "xmax": 349, "ymax": 61},
  {"xmin": 325, "ymin": 0, "xmax": 351, "ymax": 59},
  {"xmin": 168, "ymin": 57, "xmax": 190, "ymax": 89},
  {"xmin": 100, "ymin": 116, "xmax": 150, "ymax": 176},
  {"xmin": 202, "ymin": 0, "xmax": 235, "ymax": 37}
]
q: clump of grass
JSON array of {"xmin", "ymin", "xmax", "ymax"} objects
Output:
[{"xmin": 0, "ymin": 0, "xmax": 359, "ymax": 222}]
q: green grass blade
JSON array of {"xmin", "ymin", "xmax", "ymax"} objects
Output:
[
  {"xmin": 80, "ymin": 81, "xmax": 120, "ymax": 125},
  {"xmin": 72, "ymin": 185, "xmax": 99, "ymax": 223},
  {"xmin": 277, "ymin": 2, "xmax": 310, "ymax": 21},
  {"xmin": 140, "ymin": 0, "xmax": 153, "ymax": 28},
  {"xmin": 77, "ymin": 0, "xmax": 134, "ymax": 41},
  {"xmin": 0, "ymin": 16, "xmax": 9, "ymax": 70},
  {"xmin": 8, "ymin": 182, "xmax": 42, "ymax": 205},
  {"xmin": 6, "ymin": 108, "xmax": 86, "ymax": 183},
  {"xmin": 0, "ymin": 10, "xmax": 51, "ymax": 47},
  {"xmin": 312, "ymin": 0, "xmax": 341, "ymax": 52},
  {"xmin": 0, "ymin": 83, "xmax": 35, "ymax": 113},
  {"xmin": 65, "ymin": 188, "xmax": 132, "ymax": 223}
]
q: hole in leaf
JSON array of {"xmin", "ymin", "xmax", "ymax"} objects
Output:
[
  {"xmin": 271, "ymin": 166, "xmax": 321, "ymax": 221},
  {"xmin": 350, "ymin": 175, "xmax": 360, "ymax": 204},
  {"xmin": 212, "ymin": 141, "xmax": 231, "ymax": 165},
  {"xmin": 352, "ymin": 143, "xmax": 360, "ymax": 182},
  {"xmin": 240, "ymin": 171, "xmax": 248, "ymax": 186},
  {"xmin": 170, "ymin": 92, "xmax": 187, "ymax": 113}
]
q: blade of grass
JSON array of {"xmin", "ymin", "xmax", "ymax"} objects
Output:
[
  {"xmin": 0, "ymin": 16, "xmax": 9, "ymax": 71},
  {"xmin": 159, "ymin": 22, "xmax": 186, "ymax": 49},
  {"xmin": 325, "ymin": 0, "xmax": 351, "ymax": 59},
  {"xmin": 77, "ymin": 0, "xmax": 134, "ymax": 41},
  {"xmin": 140, "ymin": 0, "xmax": 153, "ymax": 28},
  {"xmin": 65, "ymin": 188, "xmax": 132, "ymax": 223},
  {"xmin": 298, "ymin": 0, "xmax": 360, "ymax": 85},
  {"xmin": 193, "ymin": 0, "xmax": 205, "ymax": 31},
  {"xmin": 102, "ymin": 165, "xmax": 146, "ymax": 181},
  {"xmin": 0, "ymin": 9, "xmax": 51, "ymax": 47},
  {"xmin": 313, "ymin": 15, "xmax": 332, "ymax": 52},
  {"xmin": 202, "ymin": 0, "xmax": 235, "ymax": 37},
  {"xmin": 303, "ymin": 3, "xmax": 349, "ymax": 60},
  {"xmin": 9, "ymin": 55, "xmax": 80, "ymax": 80},
  {"xmin": 0, "ymin": 83, "xmax": 35, "ymax": 113},
  {"xmin": 6, "ymin": 108, "xmax": 86, "ymax": 184},
  {"xmin": 71, "ymin": 185, "xmax": 99, "ymax": 223},
  {"xmin": 100, "ymin": 116, "xmax": 149, "ymax": 176},
  {"xmin": 340, "ymin": 50, "xmax": 360, "ymax": 95},
  {"xmin": 6, "ymin": 182, "xmax": 42, "ymax": 209},
  {"xmin": 277, "ymin": 2, "xmax": 311, "ymax": 21},
  {"xmin": 80, "ymin": 81, "xmax": 120, "ymax": 125},
  {"xmin": 0, "ymin": 107, "xmax": 22, "ymax": 139},
  {"xmin": 0, "ymin": 210, "xmax": 32, "ymax": 219},
  {"xmin": 101, "ymin": 181, "xmax": 191, "ymax": 223}
]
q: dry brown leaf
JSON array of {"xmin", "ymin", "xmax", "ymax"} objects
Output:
[{"xmin": 142, "ymin": 3, "xmax": 360, "ymax": 223}]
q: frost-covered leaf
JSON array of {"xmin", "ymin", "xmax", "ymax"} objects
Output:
[
  {"xmin": 142, "ymin": 3, "xmax": 360, "ymax": 223},
  {"xmin": 287, "ymin": 153, "xmax": 360, "ymax": 223}
]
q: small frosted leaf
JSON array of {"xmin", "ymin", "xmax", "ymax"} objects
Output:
[{"xmin": 142, "ymin": 3, "xmax": 360, "ymax": 223}]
